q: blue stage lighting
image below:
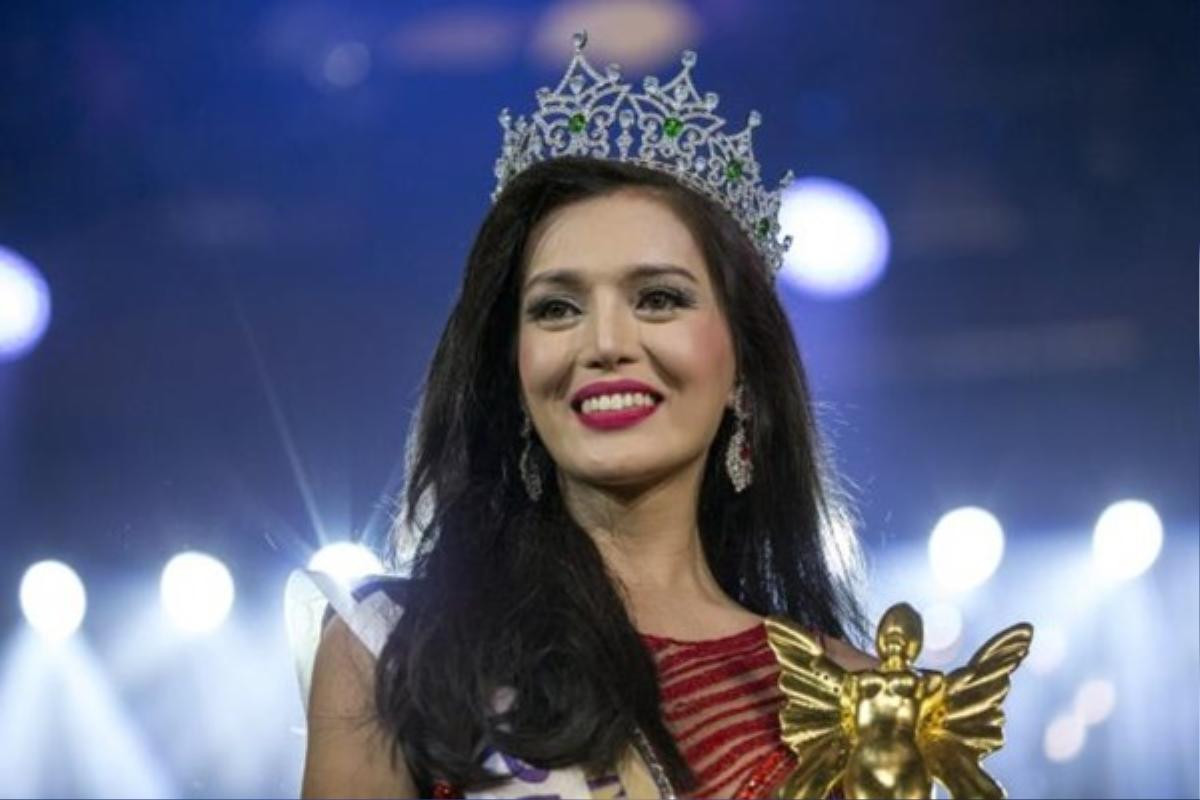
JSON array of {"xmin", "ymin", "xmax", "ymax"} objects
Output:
[
  {"xmin": 0, "ymin": 245, "xmax": 51, "ymax": 360},
  {"xmin": 928, "ymin": 506, "xmax": 1006, "ymax": 592},
  {"xmin": 19, "ymin": 560, "xmax": 86, "ymax": 641},
  {"xmin": 160, "ymin": 552, "xmax": 236, "ymax": 634},
  {"xmin": 308, "ymin": 542, "xmax": 384, "ymax": 587},
  {"xmin": 1092, "ymin": 499, "xmax": 1163, "ymax": 582},
  {"xmin": 778, "ymin": 177, "xmax": 890, "ymax": 299}
]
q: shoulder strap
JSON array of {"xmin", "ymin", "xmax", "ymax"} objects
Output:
[{"xmin": 284, "ymin": 567, "xmax": 406, "ymax": 715}]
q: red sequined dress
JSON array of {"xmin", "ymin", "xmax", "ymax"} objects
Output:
[{"xmin": 641, "ymin": 621, "xmax": 796, "ymax": 799}]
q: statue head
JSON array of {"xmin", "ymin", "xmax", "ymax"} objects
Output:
[{"xmin": 875, "ymin": 602, "xmax": 923, "ymax": 665}]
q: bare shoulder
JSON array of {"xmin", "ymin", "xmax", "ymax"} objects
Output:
[
  {"xmin": 819, "ymin": 633, "xmax": 879, "ymax": 671},
  {"xmin": 302, "ymin": 615, "xmax": 419, "ymax": 799}
]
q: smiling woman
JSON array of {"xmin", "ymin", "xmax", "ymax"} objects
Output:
[
  {"xmin": 518, "ymin": 190, "xmax": 736, "ymax": 493},
  {"xmin": 293, "ymin": 36, "xmax": 869, "ymax": 800}
]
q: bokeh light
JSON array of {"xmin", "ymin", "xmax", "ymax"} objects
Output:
[
  {"xmin": 0, "ymin": 245, "xmax": 52, "ymax": 360},
  {"xmin": 160, "ymin": 552, "xmax": 236, "ymax": 634},
  {"xmin": 320, "ymin": 41, "xmax": 370, "ymax": 89},
  {"xmin": 1044, "ymin": 711, "xmax": 1087, "ymax": 762},
  {"xmin": 308, "ymin": 542, "xmax": 384, "ymax": 587},
  {"xmin": 778, "ymin": 176, "xmax": 890, "ymax": 298},
  {"xmin": 19, "ymin": 560, "xmax": 86, "ymax": 641},
  {"xmin": 1092, "ymin": 499, "xmax": 1163, "ymax": 581},
  {"xmin": 922, "ymin": 602, "xmax": 964, "ymax": 652},
  {"xmin": 1074, "ymin": 678, "xmax": 1117, "ymax": 726},
  {"xmin": 928, "ymin": 507, "xmax": 1006, "ymax": 592}
]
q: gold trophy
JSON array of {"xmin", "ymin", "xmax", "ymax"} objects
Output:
[{"xmin": 764, "ymin": 603, "xmax": 1033, "ymax": 799}]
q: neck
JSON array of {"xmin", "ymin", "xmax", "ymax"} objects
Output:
[{"xmin": 557, "ymin": 458, "xmax": 742, "ymax": 634}]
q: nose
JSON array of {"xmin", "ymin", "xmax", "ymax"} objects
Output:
[{"xmin": 581, "ymin": 292, "xmax": 638, "ymax": 369}]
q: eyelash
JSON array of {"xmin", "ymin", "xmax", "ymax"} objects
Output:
[{"xmin": 527, "ymin": 287, "xmax": 696, "ymax": 322}]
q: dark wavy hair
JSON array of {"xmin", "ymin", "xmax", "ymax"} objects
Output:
[{"xmin": 373, "ymin": 156, "xmax": 867, "ymax": 795}]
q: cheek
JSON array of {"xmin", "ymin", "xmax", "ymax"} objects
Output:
[
  {"xmin": 517, "ymin": 328, "xmax": 564, "ymax": 395},
  {"xmin": 657, "ymin": 312, "xmax": 735, "ymax": 382}
]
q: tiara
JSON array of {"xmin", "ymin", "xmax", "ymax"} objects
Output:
[{"xmin": 492, "ymin": 31, "xmax": 793, "ymax": 277}]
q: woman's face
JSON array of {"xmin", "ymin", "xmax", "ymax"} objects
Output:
[{"xmin": 517, "ymin": 188, "xmax": 737, "ymax": 491}]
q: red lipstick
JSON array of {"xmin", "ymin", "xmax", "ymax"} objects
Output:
[{"xmin": 570, "ymin": 379, "xmax": 664, "ymax": 431}]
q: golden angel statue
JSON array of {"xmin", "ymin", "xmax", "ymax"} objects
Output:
[{"xmin": 764, "ymin": 603, "xmax": 1033, "ymax": 799}]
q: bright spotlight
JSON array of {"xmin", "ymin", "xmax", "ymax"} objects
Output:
[
  {"xmin": 928, "ymin": 507, "xmax": 1005, "ymax": 592},
  {"xmin": 20, "ymin": 560, "xmax": 86, "ymax": 641},
  {"xmin": 308, "ymin": 542, "xmax": 384, "ymax": 587},
  {"xmin": 1043, "ymin": 711, "xmax": 1087, "ymax": 762},
  {"xmin": 778, "ymin": 177, "xmax": 890, "ymax": 299},
  {"xmin": 1092, "ymin": 499, "xmax": 1163, "ymax": 581},
  {"xmin": 1074, "ymin": 678, "xmax": 1117, "ymax": 726},
  {"xmin": 922, "ymin": 602, "xmax": 963, "ymax": 652},
  {"xmin": 160, "ymin": 552, "xmax": 235, "ymax": 634},
  {"xmin": 0, "ymin": 245, "xmax": 52, "ymax": 360}
]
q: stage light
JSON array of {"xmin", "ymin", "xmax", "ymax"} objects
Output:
[
  {"xmin": 928, "ymin": 507, "xmax": 1005, "ymax": 592},
  {"xmin": 19, "ymin": 560, "xmax": 86, "ymax": 641},
  {"xmin": 1074, "ymin": 678, "xmax": 1116, "ymax": 726},
  {"xmin": 160, "ymin": 552, "xmax": 235, "ymax": 634},
  {"xmin": 1043, "ymin": 711, "xmax": 1086, "ymax": 762},
  {"xmin": 0, "ymin": 244, "xmax": 52, "ymax": 360},
  {"xmin": 922, "ymin": 602, "xmax": 963, "ymax": 652},
  {"xmin": 321, "ymin": 41, "xmax": 370, "ymax": 88},
  {"xmin": 1092, "ymin": 499, "xmax": 1163, "ymax": 581},
  {"xmin": 778, "ymin": 177, "xmax": 889, "ymax": 299},
  {"xmin": 531, "ymin": 0, "xmax": 698, "ymax": 71},
  {"xmin": 308, "ymin": 542, "xmax": 384, "ymax": 587}
]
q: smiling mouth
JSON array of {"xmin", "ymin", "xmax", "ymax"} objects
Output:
[
  {"xmin": 570, "ymin": 392, "xmax": 663, "ymax": 415},
  {"xmin": 570, "ymin": 393, "xmax": 663, "ymax": 430}
]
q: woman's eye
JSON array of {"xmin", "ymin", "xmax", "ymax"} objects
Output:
[
  {"xmin": 529, "ymin": 299, "xmax": 577, "ymax": 321},
  {"xmin": 528, "ymin": 288, "xmax": 693, "ymax": 322},
  {"xmin": 639, "ymin": 288, "xmax": 692, "ymax": 312}
]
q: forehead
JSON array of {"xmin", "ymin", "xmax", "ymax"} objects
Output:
[{"xmin": 523, "ymin": 189, "xmax": 708, "ymax": 286}]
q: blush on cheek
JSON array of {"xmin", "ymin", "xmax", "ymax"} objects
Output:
[{"xmin": 680, "ymin": 312, "xmax": 736, "ymax": 381}]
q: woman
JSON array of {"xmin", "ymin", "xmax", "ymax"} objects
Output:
[{"xmin": 293, "ymin": 36, "xmax": 874, "ymax": 799}]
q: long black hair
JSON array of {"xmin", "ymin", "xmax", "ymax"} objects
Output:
[{"xmin": 373, "ymin": 157, "xmax": 867, "ymax": 794}]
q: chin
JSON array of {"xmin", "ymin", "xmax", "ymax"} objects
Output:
[{"xmin": 568, "ymin": 458, "xmax": 665, "ymax": 486}]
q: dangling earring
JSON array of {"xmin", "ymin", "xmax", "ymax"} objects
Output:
[
  {"xmin": 725, "ymin": 381, "xmax": 752, "ymax": 493},
  {"xmin": 519, "ymin": 410, "xmax": 543, "ymax": 501}
]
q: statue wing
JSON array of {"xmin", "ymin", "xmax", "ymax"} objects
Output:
[
  {"xmin": 763, "ymin": 616, "xmax": 856, "ymax": 800},
  {"xmin": 917, "ymin": 623, "xmax": 1033, "ymax": 800}
]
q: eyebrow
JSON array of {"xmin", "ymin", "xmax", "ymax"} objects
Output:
[{"xmin": 522, "ymin": 263, "xmax": 699, "ymax": 294}]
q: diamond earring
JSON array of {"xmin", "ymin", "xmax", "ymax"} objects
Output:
[
  {"xmin": 519, "ymin": 410, "xmax": 543, "ymax": 501},
  {"xmin": 724, "ymin": 382, "xmax": 752, "ymax": 493}
]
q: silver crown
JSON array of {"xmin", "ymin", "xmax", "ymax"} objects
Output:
[{"xmin": 492, "ymin": 31, "xmax": 794, "ymax": 277}]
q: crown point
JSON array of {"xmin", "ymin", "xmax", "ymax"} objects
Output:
[
  {"xmin": 780, "ymin": 169, "xmax": 795, "ymax": 185},
  {"xmin": 572, "ymin": 31, "xmax": 588, "ymax": 51},
  {"xmin": 704, "ymin": 91, "xmax": 719, "ymax": 110},
  {"xmin": 643, "ymin": 75, "xmax": 659, "ymax": 93},
  {"xmin": 748, "ymin": 110, "xmax": 762, "ymax": 127},
  {"xmin": 681, "ymin": 50, "xmax": 697, "ymax": 68},
  {"xmin": 605, "ymin": 63, "xmax": 621, "ymax": 80},
  {"xmin": 498, "ymin": 108, "xmax": 511, "ymax": 126},
  {"xmin": 535, "ymin": 87, "xmax": 551, "ymax": 102}
]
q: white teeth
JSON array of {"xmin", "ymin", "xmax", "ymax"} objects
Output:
[{"xmin": 580, "ymin": 392, "xmax": 658, "ymax": 414}]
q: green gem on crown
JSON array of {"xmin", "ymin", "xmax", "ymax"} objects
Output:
[
  {"xmin": 663, "ymin": 117, "xmax": 683, "ymax": 138},
  {"xmin": 568, "ymin": 113, "xmax": 587, "ymax": 133},
  {"xmin": 757, "ymin": 218, "xmax": 771, "ymax": 237},
  {"xmin": 725, "ymin": 160, "xmax": 744, "ymax": 180}
]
